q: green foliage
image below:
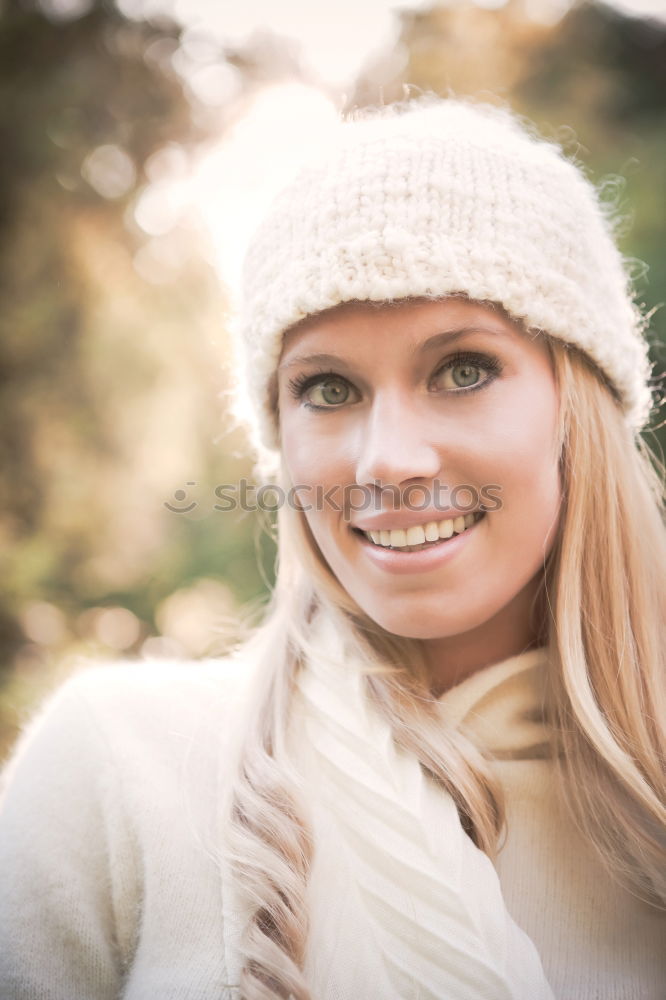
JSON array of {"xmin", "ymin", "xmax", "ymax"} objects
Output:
[{"xmin": 0, "ymin": 0, "xmax": 268, "ymax": 754}]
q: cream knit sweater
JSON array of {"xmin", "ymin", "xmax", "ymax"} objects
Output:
[{"xmin": 0, "ymin": 636, "xmax": 663, "ymax": 998}]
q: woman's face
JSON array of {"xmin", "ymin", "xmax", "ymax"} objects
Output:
[{"xmin": 277, "ymin": 298, "xmax": 562, "ymax": 680}]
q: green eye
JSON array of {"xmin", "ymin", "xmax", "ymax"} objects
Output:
[
  {"xmin": 309, "ymin": 377, "xmax": 350, "ymax": 406},
  {"xmin": 432, "ymin": 352, "xmax": 500, "ymax": 393},
  {"xmin": 287, "ymin": 369, "xmax": 359, "ymax": 409},
  {"xmin": 450, "ymin": 363, "xmax": 481, "ymax": 388}
]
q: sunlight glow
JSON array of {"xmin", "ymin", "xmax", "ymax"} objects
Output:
[
  {"xmin": 191, "ymin": 82, "xmax": 340, "ymax": 294},
  {"xmin": 171, "ymin": 0, "xmax": 422, "ymax": 86}
]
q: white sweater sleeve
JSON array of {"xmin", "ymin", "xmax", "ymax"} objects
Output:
[{"xmin": 0, "ymin": 673, "xmax": 139, "ymax": 1000}]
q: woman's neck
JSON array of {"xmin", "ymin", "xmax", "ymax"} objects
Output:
[{"xmin": 422, "ymin": 576, "xmax": 546, "ymax": 697}]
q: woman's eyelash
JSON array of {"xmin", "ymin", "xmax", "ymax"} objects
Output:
[
  {"xmin": 286, "ymin": 352, "xmax": 503, "ymax": 403},
  {"xmin": 286, "ymin": 368, "xmax": 345, "ymax": 400},
  {"xmin": 432, "ymin": 351, "xmax": 503, "ymax": 392}
]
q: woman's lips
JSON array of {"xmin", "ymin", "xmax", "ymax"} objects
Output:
[
  {"xmin": 352, "ymin": 508, "xmax": 484, "ymax": 533},
  {"xmin": 361, "ymin": 511, "xmax": 483, "ymax": 549},
  {"xmin": 352, "ymin": 512, "xmax": 486, "ymax": 575}
]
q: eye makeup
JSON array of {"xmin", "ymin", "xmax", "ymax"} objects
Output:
[
  {"xmin": 431, "ymin": 351, "xmax": 503, "ymax": 394},
  {"xmin": 286, "ymin": 351, "xmax": 504, "ymax": 410}
]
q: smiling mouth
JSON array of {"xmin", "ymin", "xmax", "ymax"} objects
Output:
[{"xmin": 353, "ymin": 511, "xmax": 486, "ymax": 552}]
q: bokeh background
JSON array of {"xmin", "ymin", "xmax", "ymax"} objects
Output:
[{"xmin": 1, "ymin": 0, "xmax": 665, "ymax": 759}]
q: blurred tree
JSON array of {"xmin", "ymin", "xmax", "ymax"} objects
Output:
[
  {"xmin": 0, "ymin": 0, "xmax": 271, "ymax": 724},
  {"xmin": 0, "ymin": 0, "xmax": 315, "ymax": 758}
]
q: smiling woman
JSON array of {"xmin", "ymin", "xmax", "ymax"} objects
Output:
[
  {"xmin": 1, "ymin": 97, "xmax": 665, "ymax": 1000},
  {"xmin": 277, "ymin": 298, "xmax": 561, "ymax": 693}
]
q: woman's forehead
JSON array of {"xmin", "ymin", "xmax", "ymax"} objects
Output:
[{"xmin": 279, "ymin": 297, "xmax": 529, "ymax": 363}]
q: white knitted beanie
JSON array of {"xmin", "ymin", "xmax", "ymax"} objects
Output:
[{"xmin": 237, "ymin": 97, "xmax": 655, "ymax": 453}]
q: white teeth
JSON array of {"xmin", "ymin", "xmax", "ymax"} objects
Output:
[
  {"xmin": 439, "ymin": 518, "xmax": 454, "ymax": 539},
  {"xmin": 425, "ymin": 522, "xmax": 439, "ymax": 542},
  {"xmin": 389, "ymin": 528, "xmax": 407, "ymax": 547},
  {"xmin": 406, "ymin": 525, "xmax": 426, "ymax": 546},
  {"xmin": 365, "ymin": 512, "xmax": 483, "ymax": 549}
]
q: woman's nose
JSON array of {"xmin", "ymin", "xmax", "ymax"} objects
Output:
[{"xmin": 354, "ymin": 396, "xmax": 442, "ymax": 489}]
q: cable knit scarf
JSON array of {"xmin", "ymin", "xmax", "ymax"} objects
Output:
[{"xmin": 221, "ymin": 612, "xmax": 556, "ymax": 999}]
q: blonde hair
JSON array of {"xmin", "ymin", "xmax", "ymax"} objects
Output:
[{"xmin": 224, "ymin": 332, "xmax": 665, "ymax": 1000}]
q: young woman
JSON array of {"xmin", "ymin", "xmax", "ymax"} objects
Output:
[{"xmin": 1, "ymin": 97, "xmax": 664, "ymax": 1000}]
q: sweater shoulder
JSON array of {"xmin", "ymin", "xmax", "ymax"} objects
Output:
[
  {"xmin": 0, "ymin": 655, "xmax": 248, "ymax": 997},
  {"xmin": 58, "ymin": 654, "xmax": 250, "ymax": 729},
  {"xmin": 1, "ymin": 653, "xmax": 251, "ymax": 795}
]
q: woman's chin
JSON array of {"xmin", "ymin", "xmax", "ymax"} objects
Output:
[{"xmin": 358, "ymin": 604, "xmax": 487, "ymax": 643}]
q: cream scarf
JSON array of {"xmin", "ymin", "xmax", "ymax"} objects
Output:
[{"xmin": 221, "ymin": 612, "xmax": 555, "ymax": 999}]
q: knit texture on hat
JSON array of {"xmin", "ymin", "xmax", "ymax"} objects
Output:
[{"xmin": 237, "ymin": 97, "xmax": 655, "ymax": 453}]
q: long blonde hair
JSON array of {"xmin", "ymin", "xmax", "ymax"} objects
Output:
[{"xmin": 224, "ymin": 333, "xmax": 666, "ymax": 1000}]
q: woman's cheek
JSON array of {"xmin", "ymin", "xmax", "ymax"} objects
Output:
[
  {"xmin": 290, "ymin": 444, "xmax": 329, "ymax": 490},
  {"xmin": 284, "ymin": 419, "xmax": 345, "ymax": 486}
]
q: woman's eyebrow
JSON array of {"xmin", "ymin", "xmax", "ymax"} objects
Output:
[
  {"xmin": 279, "ymin": 325, "xmax": 509, "ymax": 372},
  {"xmin": 415, "ymin": 325, "xmax": 509, "ymax": 356},
  {"xmin": 278, "ymin": 352, "xmax": 350, "ymax": 372}
]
